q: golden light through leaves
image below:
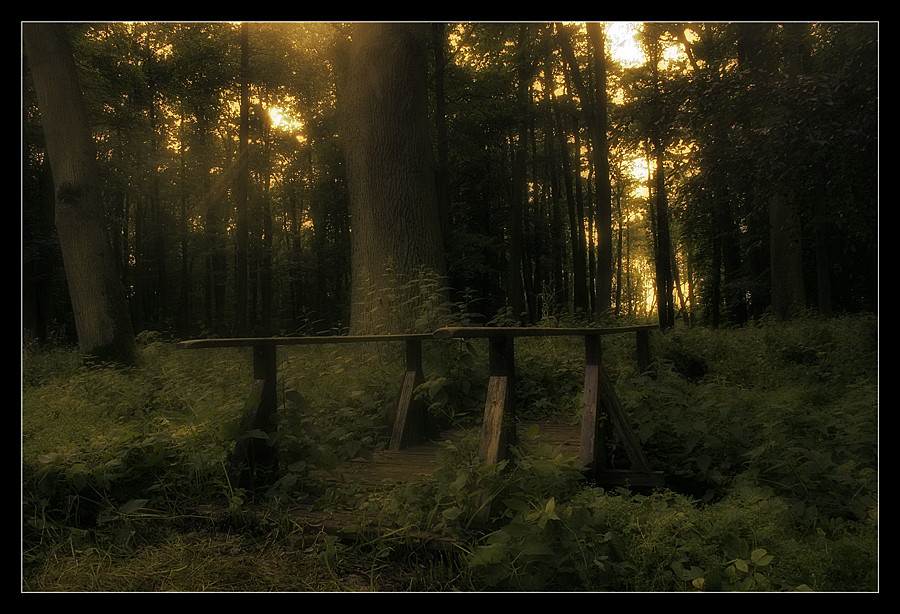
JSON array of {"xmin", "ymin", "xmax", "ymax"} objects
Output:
[
  {"xmin": 607, "ymin": 22, "xmax": 645, "ymax": 67},
  {"xmin": 268, "ymin": 106, "xmax": 306, "ymax": 144}
]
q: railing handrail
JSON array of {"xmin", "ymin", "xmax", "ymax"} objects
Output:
[
  {"xmin": 432, "ymin": 324, "xmax": 658, "ymax": 339},
  {"xmin": 176, "ymin": 333, "xmax": 432, "ymax": 349},
  {"xmin": 176, "ymin": 325, "xmax": 659, "ymax": 349}
]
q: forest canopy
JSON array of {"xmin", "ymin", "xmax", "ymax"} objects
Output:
[{"xmin": 22, "ymin": 22, "xmax": 878, "ymax": 343}]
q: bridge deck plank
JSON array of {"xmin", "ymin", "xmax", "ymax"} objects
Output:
[{"xmin": 317, "ymin": 421, "xmax": 583, "ymax": 489}]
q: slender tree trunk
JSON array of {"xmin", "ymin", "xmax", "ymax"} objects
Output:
[
  {"xmin": 342, "ymin": 22, "xmax": 447, "ymax": 334},
  {"xmin": 710, "ymin": 210, "xmax": 722, "ymax": 329},
  {"xmin": 714, "ymin": 188, "xmax": 748, "ymax": 325},
  {"xmin": 686, "ymin": 247, "xmax": 696, "ymax": 327},
  {"xmin": 653, "ymin": 139, "xmax": 675, "ymax": 329},
  {"xmin": 178, "ymin": 114, "xmax": 191, "ymax": 336},
  {"xmin": 769, "ymin": 191, "xmax": 805, "ymax": 320},
  {"xmin": 234, "ymin": 23, "xmax": 250, "ymax": 335},
  {"xmin": 144, "ymin": 36, "xmax": 166, "ymax": 328},
  {"xmin": 133, "ymin": 194, "xmax": 145, "ymax": 330},
  {"xmin": 586, "ymin": 22, "xmax": 614, "ymax": 321},
  {"xmin": 643, "ymin": 26, "xmax": 676, "ymax": 330},
  {"xmin": 509, "ymin": 112, "xmax": 528, "ymax": 324},
  {"xmin": 551, "ymin": 64, "xmax": 588, "ymax": 316},
  {"xmin": 545, "ymin": 75, "xmax": 566, "ymax": 308},
  {"xmin": 24, "ymin": 23, "xmax": 136, "ymax": 364},
  {"xmin": 614, "ymin": 186, "xmax": 623, "ymax": 317},
  {"xmin": 504, "ymin": 24, "xmax": 535, "ymax": 324},
  {"xmin": 260, "ymin": 98, "xmax": 274, "ymax": 334},
  {"xmin": 551, "ymin": 87, "xmax": 576, "ymax": 309},
  {"xmin": 812, "ymin": 170, "xmax": 833, "ymax": 317},
  {"xmin": 625, "ymin": 214, "xmax": 633, "ymax": 316}
]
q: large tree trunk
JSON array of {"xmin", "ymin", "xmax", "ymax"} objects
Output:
[
  {"xmin": 24, "ymin": 23, "xmax": 136, "ymax": 364},
  {"xmin": 342, "ymin": 23, "xmax": 446, "ymax": 334},
  {"xmin": 431, "ymin": 23, "xmax": 450, "ymax": 249}
]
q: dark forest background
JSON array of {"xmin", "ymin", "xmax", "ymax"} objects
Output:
[{"xmin": 22, "ymin": 22, "xmax": 878, "ymax": 344}]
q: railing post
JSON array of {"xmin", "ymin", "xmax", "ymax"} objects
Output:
[
  {"xmin": 479, "ymin": 334, "xmax": 516, "ymax": 465},
  {"xmin": 580, "ymin": 334, "xmax": 606, "ymax": 474},
  {"xmin": 636, "ymin": 328, "xmax": 651, "ymax": 375},
  {"xmin": 231, "ymin": 341, "xmax": 279, "ymax": 489},
  {"xmin": 472, "ymin": 334, "xmax": 516, "ymax": 525},
  {"xmin": 389, "ymin": 338, "xmax": 426, "ymax": 450},
  {"xmin": 252, "ymin": 342, "xmax": 279, "ymax": 429}
]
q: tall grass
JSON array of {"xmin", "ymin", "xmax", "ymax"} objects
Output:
[{"xmin": 21, "ymin": 314, "xmax": 878, "ymax": 591}]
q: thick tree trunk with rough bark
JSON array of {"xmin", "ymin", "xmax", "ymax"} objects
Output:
[
  {"xmin": 342, "ymin": 23, "xmax": 446, "ymax": 334},
  {"xmin": 24, "ymin": 23, "xmax": 136, "ymax": 364}
]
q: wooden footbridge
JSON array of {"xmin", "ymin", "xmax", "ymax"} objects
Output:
[{"xmin": 177, "ymin": 325, "xmax": 664, "ymax": 509}]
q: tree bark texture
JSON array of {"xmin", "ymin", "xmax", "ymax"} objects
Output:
[
  {"xmin": 653, "ymin": 140, "xmax": 675, "ymax": 330},
  {"xmin": 24, "ymin": 23, "xmax": 136, "ymax": 364},
  {"xmin": 769, "ymin": 192, "xmax": 806, "ymax": 320},
  {"xmin": 234, "ymin": 22, "xmax": 250, "ymax": 336},
  {"xmin": 586, "ymin": 22, "xmax": 614, "ymax": 320},
  {"xmin": 342, "ymin": 23, "xmax": 447, "ymax": 334}
]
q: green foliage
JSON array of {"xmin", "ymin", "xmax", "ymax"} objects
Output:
[
  {"xmin": 416, "ymin": 339, "xmax": 487, "ymax": 430},
  {"xmin": 22, "ymin": 314, "xmax": 877, "ymax": 591},
  {"xmin": 375, "ymin": 314, "xmax": 877, "ymax": 591}
]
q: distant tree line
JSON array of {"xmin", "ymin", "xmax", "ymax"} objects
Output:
[{"xmin": 22, "ymin": 22, "xmax": 878, "ymax": 350}]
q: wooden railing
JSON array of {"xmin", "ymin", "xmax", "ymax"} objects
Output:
[
  {"xmin": 431, "ymin": 326, "xmax": 661, "ymax": 487},
  {"xmin": 178, "ymin": 325, "xmax": 661, "ymax": 491},
  {"xmin": 177, "ymin": 334, "xmax": 431, "ymax": 487}
]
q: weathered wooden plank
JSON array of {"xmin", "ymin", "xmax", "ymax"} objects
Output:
[
  {"xmin": 389, "ymin": 370, "xmax": 423, "ymax": 450},
  {"xmin": 177, "ymin": 333, "xmax": 432, "ymax": 350},
  {"xmin": 479, "ymin": 375, "xmax": 512, "ymax": 467},
  {"xmin": 580, "ymin": 335, "xmax": 604, "ymax": 472},
  {"xmin": 478, "ymin": 335, "xmax": 516, "ymax": 466},
  {"xmin": 580, "ymin": 363, "xmax": 605, "ymax": 471},
  {"xmin": 596, "ymin": 363, "xmax": 651, "ymax": 472},
  {"xmin": 432, "ymin": 325, "xmax": 658, "ymax": 339},
  {"xmin": 388, "ymin": 339, "xmax": 426, "ymax": 450},
  {"xmin": 323, "ymin": 422, "xmax": 661, "ymax": 491},
  {"xmin": 320, "ymin": 437, "xmax": 454, "ymax": 488}
]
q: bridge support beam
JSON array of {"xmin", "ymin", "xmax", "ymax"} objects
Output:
[
  {"xmin": 479, "ymin": 335, "xmax": 516, "ymax": 465},
  {"xmin": 389, "ymin": 338, "xmax": 427, "ymax": 450}
]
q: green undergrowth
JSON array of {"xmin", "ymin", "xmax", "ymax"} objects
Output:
[{"xmin": 21, "ymin": 314, "xmax": 878, "ymax": 591}]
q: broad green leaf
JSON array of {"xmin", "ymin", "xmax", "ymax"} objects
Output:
[
  {"xmin": 442, "ymin": 506, "xmax": 463, "ymax": 520},
  {"xmin": 751, "ymin": 549, "xmax": 774, "ymax": 566},
  {"xmin": 119, "ymin": 498, "xmax": 149, "ymax": 514}
]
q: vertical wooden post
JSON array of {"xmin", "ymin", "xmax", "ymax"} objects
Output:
[
  {"xmin": 474, "ymin": 334, "xmax": 516, "ymax": 525},
  {"xmin": 636, "ymin": 328, "xmax": 650, "ymax": 375},
  {"xmin": 580, "ymin": 334, "xmax": 606, "ymax": 474},
  {"xmin": 231, "ymin": 342, "xmax": 278, "ymax": 489},
  {"xmin": 252, "ymin": 342, "xmax": 278, "ymax": 432},
  {"xmin": 479, "ymin": 335, "xmax": 516, "ymax": 465},
  {"xmin": 389, "ymin": 338, "xmax": 426, "ymax": 450}
]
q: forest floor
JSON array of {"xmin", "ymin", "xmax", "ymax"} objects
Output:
[{"xmin": 22, "ymin": 315, "xmax": 879, "ymax": 592}]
